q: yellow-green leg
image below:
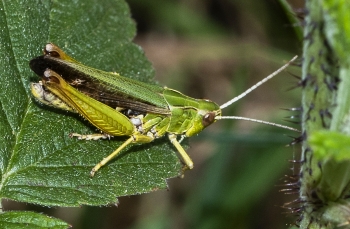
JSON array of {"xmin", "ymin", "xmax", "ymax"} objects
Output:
[
  {"xmin": 168, "ymin": 134, "xmax": 194, "ymax": 169},
  {"xmin": 90, "ymin": 133, "xmax": 155, "ymax": 176},
  {"xmin": 69, "ymin": 133, "xmax": 110, "ymax": 140},
  {"xmin": 90, "ymin": 136, "xmax": 134, "ymax": 177}
]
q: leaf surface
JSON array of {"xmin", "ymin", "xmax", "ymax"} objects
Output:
[{"xmin": 0, "ymin": 211, "xmax": 70, "ymax": 229}]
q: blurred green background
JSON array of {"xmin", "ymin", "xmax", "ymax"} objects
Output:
[{"xmin": 4, "ymin": 0, "xmax": 303, "ymax": 228}]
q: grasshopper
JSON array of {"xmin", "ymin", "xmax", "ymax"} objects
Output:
[{"xmin": 29, "ymin": 43, "xmax": 298, "ymax": 176}]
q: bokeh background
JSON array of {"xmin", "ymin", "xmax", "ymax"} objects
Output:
[{"xmin": 5, "ymin": 0, "xmax": 303, "ymax": 228}]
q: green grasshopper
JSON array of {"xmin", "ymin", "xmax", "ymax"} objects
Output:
[{"xmin": 29, "ymin": 43, "xmax": 298, "ymax": 176}]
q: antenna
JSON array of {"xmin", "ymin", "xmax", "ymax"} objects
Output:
[
  {"xmin": 216, "ymin": 55, "xmax": 300, "ymax": 132},
  {"xmin": 216, "ymin": 116, "xmax": 300, "ymax": 132},
  {"xmin": 220, "ymin": 55, "xmax": 298, "ymax": 109}
]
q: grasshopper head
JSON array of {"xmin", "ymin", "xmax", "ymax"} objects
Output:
[{"xmin": 185, "ymin": 99, "xmax": 221, "ymax": 137}]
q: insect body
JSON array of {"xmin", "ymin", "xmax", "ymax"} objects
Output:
[{"xmin": 30, "ymin": 43, "xmax": 298, "ymax": 176}]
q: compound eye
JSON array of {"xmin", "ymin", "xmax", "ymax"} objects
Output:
[{"xmin": 202, "ymin": 112, "xmax": 215, "ymax": 127}]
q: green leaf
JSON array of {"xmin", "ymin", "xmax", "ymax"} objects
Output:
[
  {"xmin": 0, "ymin": 211, "xmax": 70, "ymax": 229},
  {"xmin": 309, "ymin": 130, "xmax": 350, "ymax": 161},
  {"xmin": 0, "ymin": 0, "xmax": 182, "ymax": 207},
  {"xmin": 309, "ymin": 131, "xmax": 350, "ymax": 202},
  {"xmin": 323, "ymin": 0, "xmax": 350, "ymax": 64}
]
